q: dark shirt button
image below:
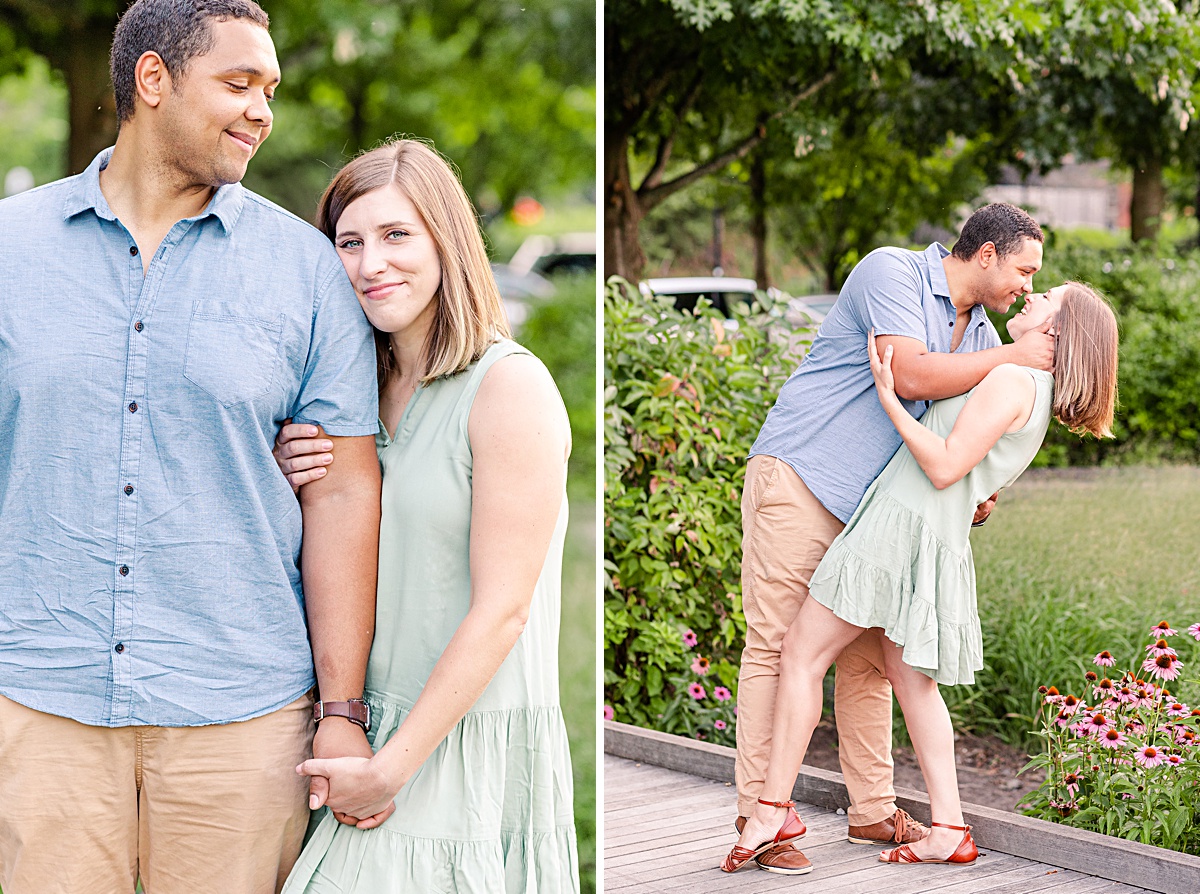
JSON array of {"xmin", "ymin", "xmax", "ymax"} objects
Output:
[
  {"xmin": 119, "ymin": 564, "xmax": 129, "ymax": 576},
  {"xmin": 948, "ymin": 321, "xmax": 954, "ymax": 327},
  {"xmin": 115, "ymin": 643, "xmax": 125, "ymax": 653},
  {"xmin": 129, "ymin": 245, "xmax": 138, "ymax": 256},
  {"xmin": 128, "ymin": 402, "xmax": 138, "ymax": 413},
  {"xmin": 124, "ymin": 484, "xmax": 134, "ymax": 495},
  {"xmin": 134, "ymin": 321, "xmax": 144, "ymax": 332}
]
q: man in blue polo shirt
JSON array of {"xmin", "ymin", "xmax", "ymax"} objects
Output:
[
  {"xmin": 0, "ymin": 2, "xmax": 383, "ymax": 891},
  {"xmin": 734, "ymin": 203, "xmax": 1054, "ymax": 875}
]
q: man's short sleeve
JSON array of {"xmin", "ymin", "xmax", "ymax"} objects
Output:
[
  {"xmin": 844, "ymin": 249, "xmax": 929, "ymax": 346},
  {"xmin": 290, "ymin": 265, "xmax": 379, "ymax": 436}
]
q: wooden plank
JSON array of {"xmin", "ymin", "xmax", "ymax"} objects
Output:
[{"xmin": 605, "ymin": 721, "xmax": 1200, "ymax": 894}]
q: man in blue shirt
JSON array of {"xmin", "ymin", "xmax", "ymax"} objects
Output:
[
  {"xmin": 734, "ymin": 204, "xmax": 1054, "ymax": 874},
  {"xmin": 0, "ymin": 2, "xmax": 383, "ymax": 890}
]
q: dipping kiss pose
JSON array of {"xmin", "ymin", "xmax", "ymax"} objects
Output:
[{"xmin": 724, "ymin": 282, "xmax": 1117, "ymax": 872}]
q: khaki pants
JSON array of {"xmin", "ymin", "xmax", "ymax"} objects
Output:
[
  {"xmin": 0, "ymin": 692, "xmax": 315, "ymax": 894},
  {"xmin": 735, "ymin": 455, "xmax": 896, "ymax": 825}
]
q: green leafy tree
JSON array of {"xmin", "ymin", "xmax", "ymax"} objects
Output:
[
  {"xmin": 0, "ymin": 0, "xmax": 595, "ymax": 219},
  {"xmin": 0, "ymin": 0, "xmax": 122, "ymax": 174},
  {"xmin": 606, "ymin": 0, "xmax": 1200, "ymax": 282}
]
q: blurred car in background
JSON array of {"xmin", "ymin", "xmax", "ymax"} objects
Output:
[
  {"xmin": 493, "ymin": 232, "xmax": 597, "ymax": 330},
  {"xmin": 509, "ymin": 232, "xmax": 597, "ymax": 277},
  {"xmin": 639, "ymin": 276, "xmax": 836, "ymax": 332},
  {"xmin": 638, "ymin": 276, "xmax": 761, "ymax": 322}
]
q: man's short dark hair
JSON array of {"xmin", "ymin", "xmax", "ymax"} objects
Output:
[
  {"xmin": 110, "ymin": 0, "xmax": 270, "ymax": 123},
  {"xmin": 951, "ymin": 202, "xmax": 1044, "ymax": 263}
]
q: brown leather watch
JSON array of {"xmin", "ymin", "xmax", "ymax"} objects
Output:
[{"xmin": 313, "ymin": 698, "xmax": 371, "ymax": 732}]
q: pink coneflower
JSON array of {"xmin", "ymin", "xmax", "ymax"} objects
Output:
[
  {"xmin": 1151, "ymin": 621, "xmax": 1177, "ymax": 637},
  {"xmin": 714, "ymin": 719, "xmax": 727, "ymax": 731},
  {"xmin": 1188, "ymin": 622, "xmax": 1200, "ymax": 642},
  {"xmin": 1083, "ymin": 712, "xmax": 1114, "ymax": 736},
  {"xmin": 1049, "ymin": 798, "xmax": 1078, "ymax": 816},
  {"xmin": 1098, "ymin": 727, "xmax": 1128, "ymax": 749},
  {"xmin": 1060, "ymin": 694, "xmax": 1083, "ymax": 716},
  {"xmin": 603, "ymin": 705, "xmax": 614, "ymax": 721},
  {"xmin": 1116, "ymin": 684, "xmax": 1137, "ymax": 704},
  {"xmin": 1142, "ymin": 653, "xmax": 1183, "ymax": 682},
  {"xmin": 1179, "ymin": 729, "xmax": 1197, "ymax": 747},
  {"xmin": 1062, "ymin": 772, "xmax": 1082, "ymax": 796},
  {"xmin": 1085, "ymin": 671, "xmax": 1098, "ymax": 682},
  {"xmin": 1133, "ymin": 686, "xmax": 1155, "ymax": 708},
  {"xmin": 1146, "ymin": 638, "xmax": 1177, "ymax": 658},
  {"xmin": 1167, "ymin": 754, "xmax": 1184, "ymax": 767},
  {"xmin": 1125, "ymin": 718, "xmax": 1146, "ymax": 735},
  {"xmin": 714, "ymin": 686, "xmax": 732, "ymax": 702},
  {"xmin": 1055, "ymin": 708, "xmax": 1074, "ymax": 728},
  {"xmin": 1135, "ymin": 746, "xmax": 1167, "ymax": 768},
  {"xmin": 1094, "ymin": 651, "xmax": 1116, "ymax": 667},
  {"xmin": 1167, "ymin": 702, "xmax": 1189, "ymax": 718},
  {"xmin": 1093, "ymin": 678, "xmax": 1116, "ymax": 698},
  {"xmin": 682, "ymin": 629, "xmax": 698, "ymax": 648},
  {"xmin": 1043, "ymin": 686, "xmax": 1063, "ymax": 705},
  {"xmin": 1069, "ymin": 720, "xmax": 1090, "ymax": 738},
  {"xmin": 688, "ymin": 682, "xmax": 706, "ymax": 700},
  {"xmin": 690, "ymin": 656, "xmax": 710, "ymax": 675}
]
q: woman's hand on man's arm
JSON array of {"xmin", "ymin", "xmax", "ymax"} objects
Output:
[{"xmin": 274, "ymin": 419, "xmax": 335, "ymax": 492}]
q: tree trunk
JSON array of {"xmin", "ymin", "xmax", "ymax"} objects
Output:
[
  {"xmin": 749, "ymin": 151, "xmax": 768, "ymax": 288},
  {"xmin": 1130, "ymin": 157, "xmax": 1165, "ymax": 243},
  {"xmin": 603, "ymin": 125, "xmax": 646, "ymax": 283},
  {"xmin": 57, "ymin": 23, "xmax": 117, "ymax": 175}
]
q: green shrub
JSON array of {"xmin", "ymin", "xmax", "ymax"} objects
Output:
[
  {"xmin": 603, "ymin": 278, "xmax": 803, "ymax": 735},
  {"xmin": 518, "ymin": 274, "xmax": 597, "ymax": 502},
  {"xmin": 992, "ymin": 235, "xmax": 1200, "ymax": 466}
]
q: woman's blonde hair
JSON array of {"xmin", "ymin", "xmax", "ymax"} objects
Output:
[
  {"xmin": 316, "ymin": 138, "xmax": 510, "ymax": 387},
  {"xmin": 1051, "ymin": 282, "xmax": 1118, "ymax": 438}
]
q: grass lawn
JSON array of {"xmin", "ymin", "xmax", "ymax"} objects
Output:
[
  {"xmin": 946, "ymin": 465, "xmax": 1200, "ymax": 748},
  {"xmin": 561, "ymin": 502, "xmax": 598, "ymax": 894}
]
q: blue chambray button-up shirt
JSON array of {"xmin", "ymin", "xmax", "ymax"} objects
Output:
[
  {"xmin": 751, "ymin": 243, "xmax": 1002, "ymax": 523},
  {"xmin": 0, "ymin": 149, "xmax": 379, "ymax": 727}
]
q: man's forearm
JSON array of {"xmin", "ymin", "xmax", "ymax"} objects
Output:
[
  {"xmin": 300, "ymin": 482, "xmax": 380, "ymax": 701},
  {"xmin": 892, "ymin": 343, "xmax": 1019, "ymax": 402}
]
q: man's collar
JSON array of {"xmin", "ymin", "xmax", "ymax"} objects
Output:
[
  {"xmin": 62, "ymin": 147, "xmax": 245, "ymax": 235},
  {"xmin": 924, "ymin": 242, "xmax": 951, "ymax": 299}
]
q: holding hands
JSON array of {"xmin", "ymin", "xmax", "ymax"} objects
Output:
[{"xmin": 298, "ymin": 751, "xmax": 400, "ymax": 830}]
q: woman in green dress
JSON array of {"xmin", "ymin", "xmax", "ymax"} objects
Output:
[
  {"xmin": 723, "ymin": 283, "xmax": 1118, "ymax": 874},
  {"xmin": 275, "ymin": 139, "xmax": 578, "ymax": 893}
]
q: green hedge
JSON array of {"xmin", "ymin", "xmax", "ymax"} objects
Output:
[
  {"xmin": 603, "ymin": 280, "xmax": 800, "ymax": 742},
  {"xmin": 518, "ymin": 274, "xmax": 596, "ymax": 502},
  {"xmin": 998, "ymin": 236, "xmax": 1200, "ymax": 466}
]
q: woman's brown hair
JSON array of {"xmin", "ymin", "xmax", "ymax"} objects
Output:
[
  {"xmin": 315, "ymin": 139, "xmax": 511, "ymax": 388},
  {"xmin": 1052, "ymin": 282, "xmax": 1118, "ymax": 438}
]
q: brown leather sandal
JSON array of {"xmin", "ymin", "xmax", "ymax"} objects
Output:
[
  {"xmin": 719, "ymin": 799, "xmax": 807, "ymax": 873},
  {"xmin": 879, "ymin": 821, "xmax": 978, "ymax": 865}
]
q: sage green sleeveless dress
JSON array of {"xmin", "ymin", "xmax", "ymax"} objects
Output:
[
  {"xmin": 808, "ymin": 367, "xmax": 1054, "ymax": 686},
  {"xmin": 283, "ymin": 340, "xmax": 579, "ymax": 893}
]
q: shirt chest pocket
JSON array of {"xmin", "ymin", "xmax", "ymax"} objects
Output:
[{"xmin": 183, "ymin": 301, "xmax": 284, "ymax": 407}]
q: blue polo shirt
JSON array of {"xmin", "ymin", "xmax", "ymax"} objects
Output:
[
  {"xmin": 0, "ymin": 149, "xmax": 378, "ymax": 727},
  {"xmin": 750, "ymin": 243, "xmax": 1001, "ymax": 523}
]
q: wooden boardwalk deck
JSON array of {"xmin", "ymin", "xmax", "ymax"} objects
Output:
[{"xmin": 605, "ymin": 755, "xmax": 1157, "ymax": 894}]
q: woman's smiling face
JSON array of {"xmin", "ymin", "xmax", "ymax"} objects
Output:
[
  {"xmin": 1007, "ymin": 284, "xmax": 1065, "ymax": 340},
  {"xmin": 333, "ymin": 182, "xmax": 442, "ymax": 339}
]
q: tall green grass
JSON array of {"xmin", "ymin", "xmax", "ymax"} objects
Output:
[
  {"xmin": 561, "ymin": 505, "xmax": 597, "ymax": 894},
  {"xmin": 942, "ymin": 466, "xmax": 1200, "ymax": 749}
]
